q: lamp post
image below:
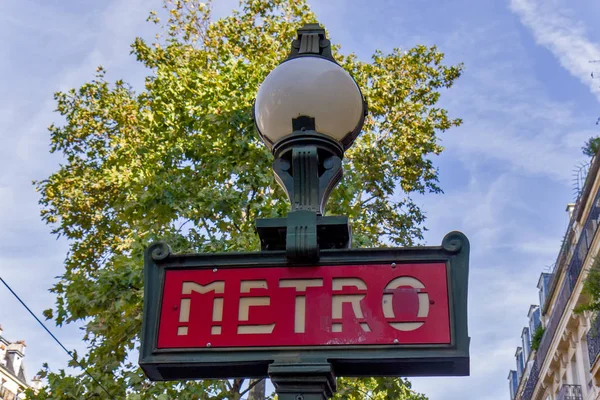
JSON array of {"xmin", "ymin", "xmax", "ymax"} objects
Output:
[
  {"xmin": 139, "ymin": 22, "xmax": 470, "ymax": 400},
  {"xmin": 253, "ymin": 23, "xmax": 368, "ymax": 399},
  {"xmin": 254, "ymin": 23, "xmax": 367, "ymax": 264}
]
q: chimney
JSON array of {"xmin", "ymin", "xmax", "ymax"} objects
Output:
[
  {"xmin": 566, "ymin": 203, "xmax": 576, "ymax": 219},
  {"xmin": 31, "ymin": 375, "xmax": 43, "ymax": 391},
  {"xmin": 7, "ymin": 340, "xmax": 26, "ymax": 374}
]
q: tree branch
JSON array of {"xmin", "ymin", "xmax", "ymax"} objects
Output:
[
  {"xmin": 244, "ymin": 186, "xmax": 258, "ymax": 225},
  {"xmin": 201, "ymin": 218, "xmax": 216, "ymax": 241},
  {"xmin": 232, "ymin": 378, "xmax": 245, "ymax": 394},
  {"xmin": 176, "ymin": 218, "xmax": 192, "ymax": 233},
  {"xmin": 360, "ymin": 195, "xmax": 377, "ymax": 208},
  {"xmin": 238, "ymin": 378, "xmax": 265, "ymax": 397}
]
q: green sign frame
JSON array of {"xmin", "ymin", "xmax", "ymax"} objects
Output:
[{"xmin": 139, "ymin": 231, "xmax": 469, "ymax": 381}]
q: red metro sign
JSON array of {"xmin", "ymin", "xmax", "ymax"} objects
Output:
[
  {"xmin": 158, "ymin": 263, "xmax": 450, "ymax": 349},
  {"xmin": 140, "ymin": 232, "xmax": 470, "ymax": 381}
]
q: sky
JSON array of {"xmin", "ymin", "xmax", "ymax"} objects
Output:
[{"xmin": 0, "ymin": 0, "xmax": 599, "ymax": 399}]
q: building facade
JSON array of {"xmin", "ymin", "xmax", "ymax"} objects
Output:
[
  {"xmin": 0, "ymin": 325, "xmax": 39, "ymax": 400},
  {"xmin": 508, "ymin": 154, "xmax": 600, "ymax": 400}
]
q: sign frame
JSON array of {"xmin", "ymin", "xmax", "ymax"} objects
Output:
[{"xmin": 139, "ymin": 231, "xmax": 469, "ymax": 381}]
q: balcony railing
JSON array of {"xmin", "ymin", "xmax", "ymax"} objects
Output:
[
  {"xmin": 587, "ymin": 315, "xmax": 600, "ymax": 368},
  {"xmin": 537, "ymin": 279, "xmax": 570, "ymax": 365},
  {"xmin": 520, "ymin": 359, "xmax": 538, "ymax": 400},
  {"xmin": 557, "ymin": 384, "xmax": 583, "ymax": 400},
  {"xmin": 546, "ymin": 219, "xmax": 575, "ymax": 298},
  {"xmin": 518, "ymin": 184, "xmax": 600, "ymax": 400}
]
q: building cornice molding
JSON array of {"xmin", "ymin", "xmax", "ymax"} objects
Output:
[
  {"xmin": 0, "ymin": 364, "xmax": 29, "ymax": 388},
  {"xmin": 6, "ymin": 349, "xmax": 24, "ymax": 358}
]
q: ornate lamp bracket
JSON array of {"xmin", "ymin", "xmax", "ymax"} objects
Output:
[
  {"xmin": 288, "ymin": 24, "xmax": 334, "ymax": 62},
  {"xmin": 257, "ymin": 128, "xmax": 349, "ymax": 263}
]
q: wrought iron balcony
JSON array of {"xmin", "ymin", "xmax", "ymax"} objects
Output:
[
  {"xmin": 520, "ymin": 359, "xmax": 538, "ymax": 400},
  {"xmin": 588, "ymin": 315, "xmax": 600, "ymax": 368},
  {"xmin": 557, "ymin": 384, "xmax": 583, "ymax": 400}
]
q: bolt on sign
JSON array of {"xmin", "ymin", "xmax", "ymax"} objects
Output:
[{"xmin": 140, "ymin": 231, "xmax": 469, "ymax": 380}]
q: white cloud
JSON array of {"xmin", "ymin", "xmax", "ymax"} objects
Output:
[
  {"xmin": 315, "ymin": 1, "xmax": 594, "ymax": 399},
  {"xmin": 414, "ymin": 164, "xmax": 567, "ymax": 400},
  {"xmin": 412, "ymin": 267, "xmax": 540, "ymax": 400},
  {"xmin": 0, "ymin": 0, "xmax": 246, "ymax": 383},
  {"xmin": 0, "ymin": 0, "xmax": 165, "ymax": 382},
  {"xmin": 510, "ymin": 0, "xmax": 600, "ymax": 100},
  {"xmin": 436, "ymin": 19, "xmax": 593, "ymax": 185}
]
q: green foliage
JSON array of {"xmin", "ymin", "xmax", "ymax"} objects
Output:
[
  {"xmin": 577, "ymin": 256, "xmax": 600, "ymax": 314},
  {"xmin": 268, "ymin": 378, "xmax": 427, "ymax": 400},
  {"xmin": 32, "ymin": 0, "xmax": 462, "ymax": 398},
  {"xmin": 582, "ymin": 136, "xmax": 600, "ymax": 157},
  {"xmin": 334, "ymin": 378, "xmax": 428, "ymax": 400},
  {"xmin": 530, "ymin": 325, "xmax": 544, "ymax": 352}
]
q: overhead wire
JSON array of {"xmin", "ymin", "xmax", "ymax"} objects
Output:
[
  {"xmin": 0, "ymin": 276, "xmax": 115, "ymax": 399},
  {"xmin": 1, "ymin": 276, "xmax": 263, "ymax": 399}
]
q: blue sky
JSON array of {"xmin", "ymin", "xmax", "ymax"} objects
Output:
[{"xmin": 1, "ymin": 0, "xmax": 599, "ymax": 399}]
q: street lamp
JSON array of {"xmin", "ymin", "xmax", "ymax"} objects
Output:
[
  {"xmin": 140, "ymin": 23, "xmax": 470, "ymax": 400},
  {"xmin": 254, "ymin": 24, "xmax": 367, "ymax": 263}
]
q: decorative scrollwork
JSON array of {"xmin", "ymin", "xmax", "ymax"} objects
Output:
[
  {"xmin": 148, "ymin": 242, "xmax": 171, "ymax": 261},
  {"xmin": 441, "ymin": 231, "xmax": 468, "ymax": 253}
]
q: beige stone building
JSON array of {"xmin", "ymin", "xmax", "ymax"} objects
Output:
[
  {"xmin": 509, "ymin": 154, "xmax": 600, "ymax": 400},
  {"xmin": 0, "ymin": 325, "xmax": 39, "ymax": 400}
]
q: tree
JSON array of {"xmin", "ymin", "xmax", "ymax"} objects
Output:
[
  {"xmin": 582, "ymin": 135, "xmax": 600, "ymax": 157},
  {"xmin": 29, "ymin": 0, "xmax": 462, "ymax": 398}
]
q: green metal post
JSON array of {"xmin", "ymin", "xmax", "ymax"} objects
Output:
[
  {"xmin": 269, "ymin": 363, "xmax": 336, "ymax": 400},
  {"xmin": 265, "ymin": 24, "xmax": 353, "ymax": 399}
]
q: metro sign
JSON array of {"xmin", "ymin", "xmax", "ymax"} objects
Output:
[
  {"xmin": 140, "ymin": 231, "xmax": 469, "ymax": 381},
  {"xmin": 159, "ymin": 264, "xmax": 449, "ymax": 348}
]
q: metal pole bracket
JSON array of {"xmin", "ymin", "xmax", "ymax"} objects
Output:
[{"xmin": 269, "ymin": 363, "xmax": 336, "ymax": 400}]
